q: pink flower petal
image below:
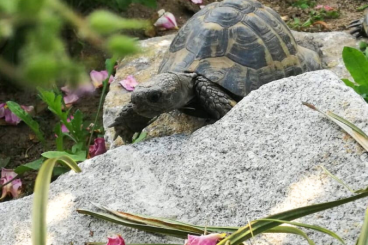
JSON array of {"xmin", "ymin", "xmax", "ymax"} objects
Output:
[
  {"xmin": 63, "ymin": 94, "xmax": 80, "ymax": 105},
  {"xmin": 154, "ymin": 11, "xmax": 178, "ymax": 30},
  {"xmin": 0, "ymin": 103, "xmax": 5, "ymax": 118},
  {"xmin": 107, "ymin": 235, "xmax": 125, "ymax": 245},
  {"xmin": 191, "ymin": 0, "xmax": 203, "ymax": 4},
  {"xmin": 90, "ymin": 70, "xmax": 114, "ymax": 88},
  {"xmin": 89, "ymin": 137, "xmax": 107, "ymax": 158},
  {"xmin": 0, "ymin": 168, "xmax": 22, "ymax": 200},
  {"xmin": 119, "ymin": 75, "xmax": 138, "ymax": 91},
  {"xmin": 186, "ymin": 234, "xmax": 225, "ymax": 245}
]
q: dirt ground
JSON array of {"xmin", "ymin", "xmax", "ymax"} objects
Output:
[{"xmin": 0, "ymin": 0, "xmax": 367, "ymax": 198}]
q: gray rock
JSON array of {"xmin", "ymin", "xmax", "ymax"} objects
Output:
[
  {"xmin": 2, "ymin": 70, "xmax": 368, "ymax": 245},
  {"xmin": 104, "ymin": 32, "xmax": 357, "ymax": 147}
]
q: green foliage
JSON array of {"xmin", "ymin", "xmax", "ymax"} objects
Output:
[
  {"xmin": 342, "ymin": 47, "xmax": 368, "ymax": 101},
  {"xmin": 32, "ymin": 156, "xmax": 81, "ymax": 245},
  {"xmin": 0, "ymin": 0, "xmax": 145, "ymax": 87},
  {"xmin": 132, "ymin": 131, "xmax": 147, "ymax": 144},
  {"xmin": 357, "ymin": 4, "xmax": 368, "ymax": 11},
  {"xmin": 288, "ymin": 4, "xmax": 340, "ymax": 30},
  {"xmin": 357, "ymin": 207, "xmax": 368, "ymax": 245},
  {"xmin": 6, "ymin": 101, "xmax": 46, "ymax": 144},
  {"xmin": 79, "ymin": 189, "xmax": 368, "ymax": 244},
  {"xmin": 292, "ymin": 0, "xmax": 316, "ymax": 9}
]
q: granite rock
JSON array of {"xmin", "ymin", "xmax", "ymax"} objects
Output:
[{"xmin": 1, "ymin": 70, "xmax": 368, "ymax": 245}]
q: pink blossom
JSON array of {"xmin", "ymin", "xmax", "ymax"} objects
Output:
[
  {"xmin": 185, "ymin": 234, "xmax": 225, "ymax": 245},
  {"xmin": 154, "ymin": 10, "xmax": 178, "ymax": 30},
  {"xmin": 61, "ymin": 116, "xmax": 74, "ymax": 133},
  {"xmin": 119, "ymin": 75, "xmax": 138, "ymax": 91},
  {"xmin": 89, "ymin": 138, "xmax": 107, "ymax": 158},
  {"xmin": 106, "ymin": 235, "xmax": 125, "ymax": 245},
  {"xmin": 0, "ymin": 168, "xmax": 22, "ymax": 200},
  {"xmin": 90, "ymin": 70, "xmax": 114, "ymax": 88},
  {"xmin": 315, "ymin": 5, "xmax": 334, "ymax": 11},
  {"xmin": 191, "ymin": 0, "xmax": 203, "ymax": 4},
  {"xmin": 61, "ymin": 82, "xmax": 96, "ymax": 106},
  {"xmin": 0, "ymin": 103, "xmax": 34, "ymax": 125}
]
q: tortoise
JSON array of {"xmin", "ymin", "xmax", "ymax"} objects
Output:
[
  {"xmin": 110, "ymin": 0, "xmax": 322, "ymax": 143},
  {"xmin": 348, "ymin": 9, "xmax": 368, "ymax": 38}
]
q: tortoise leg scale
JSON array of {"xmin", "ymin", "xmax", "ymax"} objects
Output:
[{"xmin": 194, "ymin": 76, "xmax": 237, "ymax": 120}]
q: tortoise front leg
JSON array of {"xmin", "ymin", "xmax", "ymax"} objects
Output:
[
  {"xmin": 194, "ymin": 76, "xmax": 237, "ymax": 119},
  {"xmin": 109, "ymin": 103, "xmax": 151, "ymax": 143},
  {"xmin": 348, "ymin": 11, "xmax": 368, "ymax": 38}
]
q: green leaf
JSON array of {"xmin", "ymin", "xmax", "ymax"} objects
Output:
[
  {"xmin": 357, "ymin": 207, "xmax": 368, "ymax": 245},
  {"xmin": 88, "ymin": 10, "xmax": 148, "ymax": 34},
  {"xmin": 0, "ymin": 157, "xmax": 10, "ymax": 168},
  {"xmin": 259, "ymin": 219, "xmax": 345, "ymax": 244},
  {"xmin": 265, "ymin": 226, "xmax": 315, "ymax": 245},
  {"xmin": 54, "ymin": 123, "xmax": 64, "ymax": 151},
  {"xmin": 357, "ymin": 4, "xmax": 368, "ymax": 11},
  {"xmin": 6, "ymin": 101, "xmax": 45, "ymax": 144},
  {"xmin": 14, "ymin": 158, "xmax": 44, "ymax": 175},
  {"xmin": 32, "ymin": 156, "xmax": 81, "ymax": 245},
  {"xmin": 342, "ymin": 47, "xmax": 368, "ymax": 86},
  {"xmin": 42, "ymin": 151, "xmax": 86, "ymax": 162},
  {"xmin": 341, "ymin": 78, "xmax": 355, "ymax": 88},
  {"xmin": 107, "ymin": 35, "xmax": 140, "ymax": 56},
  {"xmin": 132, "ymin": 132, "xmax": 147, "ymax": 144},
  {"xmin": 38, "ymin": 88, "xmax": 65, "ymax": 120}
]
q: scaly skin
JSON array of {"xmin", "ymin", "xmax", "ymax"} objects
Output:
[
  {"xmin": 194, "ymin": 76, "xmax": 237, "ymax": 119},
  {"xmin": 348, "ymin": 9, "xmax": 368, "ymax": 38}
]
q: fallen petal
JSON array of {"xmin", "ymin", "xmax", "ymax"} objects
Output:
[
  {"xmin": 186, "ymin": 234, "xmax": 225, "ymax": 245},
  {"xmin": 191, "ymin": 0, "xmax": 203, "ymax": 4},
  {"xmin": 154, "ymin": 11, "xmax": 178, "ymax": 30},
  {"xmin": 0, "ymin": 103, "xmax": 5, "ymax": 118},
  {"xmin": 63, "ymin": 94, "xmax": 80, "ymax": 105},
  {"xmin": 107, "ymin": 234, "xmax": 125, "ymax": 245},
  {"xmin": 119, "ymin": 75, "xmax": 138, "ymax": 91},
  {"xmin": 0, "ymin": 168, "xmax": 22, "ymax": 200},
  {"xmin": 89, "ymin": 137, "xmax": 107, "ymax": 158}
]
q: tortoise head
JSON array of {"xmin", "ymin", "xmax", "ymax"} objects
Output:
[{"xmin": 131, "ymin": 72, "xmax": 196, "ymax": 118}]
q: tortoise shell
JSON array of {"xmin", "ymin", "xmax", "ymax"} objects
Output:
[{"xmin": 159, "ymin": 0, "xmax": 318, "ymax": 97}]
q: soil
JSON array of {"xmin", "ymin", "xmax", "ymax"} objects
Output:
[{"xmin": 0, "ymin": 0, "xmax": 367, "ymax": 200}]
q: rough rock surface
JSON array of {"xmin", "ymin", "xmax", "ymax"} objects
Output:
[
  {"xmin": 2, "ymin": 70, "xmax": 368, "ymax": 245},
  {"xmin": 104, "ymin": 32, "xmax": 357, "ymax": 148}
]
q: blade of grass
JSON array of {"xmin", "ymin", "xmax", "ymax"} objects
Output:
[
  {"xmin": 217, "ymin": 191, "xmax": 368, "ymax": 245},
  {"xmin": 77, "ymin": 209, "xmax": 199, "ymax": 238},
  {"xmin": 259, "ymin": 219, "xmax": 344, "ymax": 244},
  {"xmin": 32, "ymin": 156, "xmax": 81, "ymax": 245},
  {"xmin": 92, "ymin": 203, "xmax": 204, "ymax": 234},
  {"xmin": 357, "ymin": 206, "xmax": 368, "ymax": 245},
  {"xmin": 265, "ymin": 226, "xmax": 315, "ymax": 245},
  {"xmin": 320, "ymin": 166, "xmax": 355, "ymax": 193},
  {"xmin": 302, "ymin": 102, "xmax": 368, "ymax": 151}
]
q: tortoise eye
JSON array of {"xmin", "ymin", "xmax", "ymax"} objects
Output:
[{"xmin": 148, "ymin": 91, "xmax": 162, "ymax": 103}]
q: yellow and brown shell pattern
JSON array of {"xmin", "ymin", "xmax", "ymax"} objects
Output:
[{"xmin": 159, "ymin": 0, "xmax": 322, "ymax": 97}]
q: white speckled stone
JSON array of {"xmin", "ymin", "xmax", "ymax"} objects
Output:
[{"xmin": 2, "ymin": 70, "xmax": 368, "ymax": 245}]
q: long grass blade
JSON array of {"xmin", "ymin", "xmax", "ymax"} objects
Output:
[
  {"xmin": 265, "ymin": 226, "xmax": 315, "ymax": 245},
  {"xmin": 357, "ymin": 207, "xmax": 368, "ymax": 245},
  {"xmin": 259, "ymin": 219, "xmax": 344, "ymax": 244},
  {"xmin": 217, "ymin": 191, "xmax": 368, "ymax": 245},
  {"xmin": 77, "ymin": 209, "xmax": 198, "ymax": 238},
  {"xmin": 32, "ymin": 157, "xmax": 81, "ymax": 245},
  {"xmin": 91, "ymin": 203, "xmax": 205, "ymax": 234},
  {"xmin": 303, "ymin": 102, "xmax": 368, "ymax": 151},
  {"xmin": 320, "ymin": 166, "xmax": 355, "ymax": 193}
]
